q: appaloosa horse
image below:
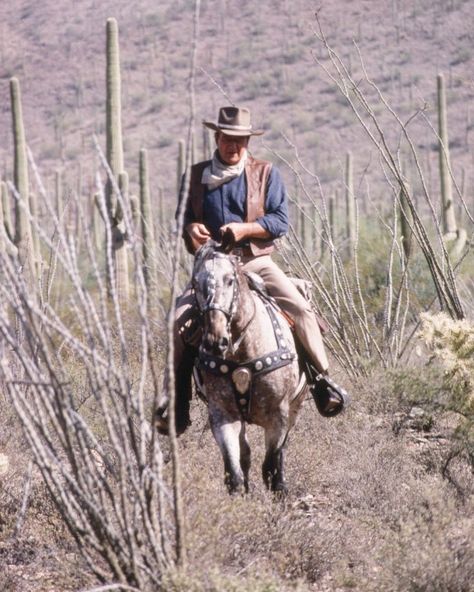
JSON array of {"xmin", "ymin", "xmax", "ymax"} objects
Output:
[{"xmin": 191, "ymin": 241, "xmax": 307, "ymax": 494}]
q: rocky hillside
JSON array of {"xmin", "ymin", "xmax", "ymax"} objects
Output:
[{"xmin": 0, "ymin": 0, "xmax": 472, "ymax": 212}]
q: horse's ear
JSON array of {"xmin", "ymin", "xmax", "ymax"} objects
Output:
[{"xmin": 220, "ymin": 228, "xmax": 235, "ymax": 254}]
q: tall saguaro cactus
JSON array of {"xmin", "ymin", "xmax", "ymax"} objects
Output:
[
  {"xmin": 104, "ymin": 17, "xmax": 129, "ymax": 302},
  {"xmin": 437, "ymin": 73, "xmax": 457, "ymax": 236},
  {"xmin": 345, "ymin": 152, "xmax": 356, "ymax": 254},
  {"xmin": 10, "ymin": 77, "xmax": 35, "ymax": 276},
  {"xmin": 1, "ymin": 180, "xmax": 13, "ymax": 243},
  {"xmin": 203, "ymin": 127, "xmax": 213, "ymax": 160},
  {"xmin": 116, "ymin": 171, "xmax": 130, "ymax": 302},
  {"xmin": 106, "ymin": 17, "xmax": 124, "ymax": 205},
  {"xmin": 437, "ymin": 73, "xmax": 466, "ymax": 257},
  {"xmin": 0, "ymin": 180, "xmax": 17, "ymax": 257}
]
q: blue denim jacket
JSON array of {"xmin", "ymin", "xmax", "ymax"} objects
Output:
[{"xmin": 183, "ymin": 165, "xmax": 289, "ymax": 242}]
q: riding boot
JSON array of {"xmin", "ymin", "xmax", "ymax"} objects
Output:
[
  {"xmin": 309, "ymin": 369, "xmax": 350, "ymax": 417},
  {"xmin": 155, "ymin": 346, "xmax": 195, "ymax": 436},
  {"xmin": 296, "ymin": 340, "xmax": 350, "ymax": 417}
]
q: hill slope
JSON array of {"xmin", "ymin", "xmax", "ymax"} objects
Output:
[{"xmin": 0, "ymin": 0, "xmax": 472, "ymax": 213}]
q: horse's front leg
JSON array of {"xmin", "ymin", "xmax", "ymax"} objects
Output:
[
  {"xmin": 209, "ymin": 409, "xmax": 246, "ymax": 494},
  {"xmin": 262, "ymin": 421, "xmax": 289, "ymax": 495},
  {"xmin": 239, "ymin": 423, "xmax": 251, "ymax": 493}
]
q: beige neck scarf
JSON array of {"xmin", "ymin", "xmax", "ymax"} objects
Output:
[{"xmin": 201, "ymin": 149, "xmax": 248, "ymax": 190}]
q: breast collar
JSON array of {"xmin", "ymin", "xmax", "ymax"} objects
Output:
[{"xmin": 197, "ymin": 297, "xmax": 295, "ymax": 379}]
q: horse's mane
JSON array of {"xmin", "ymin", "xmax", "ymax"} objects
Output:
[
  {"xmin": 192, "ymin": 240, "xmax": 248, "ymax": 291},
  {"xmin": 192, "ymin": 240, "xmax": 219, "ymax": 278}
]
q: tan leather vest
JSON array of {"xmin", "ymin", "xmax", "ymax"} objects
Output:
[{"xmin": 186, "ymin": 155, "xmax": 274, "ymax": 256}]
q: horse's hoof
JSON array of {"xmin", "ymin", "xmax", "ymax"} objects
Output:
[
  {"xmin": 272, "ymin": 483, "xmax": 288, "ymax": 499},
  {"xmin": 227, "ymin": 483, "xmax": 247, "ymax": 496}
]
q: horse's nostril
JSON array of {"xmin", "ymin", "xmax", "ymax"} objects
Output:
[{"xmin": 217, "ymin": 337, "xmax": 229, "ymax": 352}]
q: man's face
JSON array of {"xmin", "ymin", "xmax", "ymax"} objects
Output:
[{"xmin": 216, "ymin": 132, "xmax": 249, "ymax": 165}]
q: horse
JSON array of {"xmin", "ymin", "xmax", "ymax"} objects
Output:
[{"xmin": 190, "ymin": 241, "xmax": 307, "ymax": 494}]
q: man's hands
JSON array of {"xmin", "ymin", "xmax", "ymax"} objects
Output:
[
  {"xmin": 219, "ymin": 223, "xmax": 249, "ymax": 244},
  {"xmin": 220, "ymin": 222, "xmax": 271, "ymax": 243},
  {"xmin": 185, "ymin": 223, "xmax": 211, "ymax": 253},
  {"xmin": 185, "ymin": 221, "xmax": 271, "ymax": 254}
]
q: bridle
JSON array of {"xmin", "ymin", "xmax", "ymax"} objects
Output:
[
  {"xmin": 192, "ymin": 250, "xmax": 255, "ymax": 354},
  {"xmin": 193, "ymin": 251, "xmax": 238, "ymax": 323}
]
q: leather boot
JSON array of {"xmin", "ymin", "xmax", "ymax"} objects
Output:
[
  {"xmin": 297, "ymin": 344, "xmax": 350, "ymax": 417},
  {"xmin": 155, "ymin": 346, "xmax": 195, "ymax": 436},
  {"xmin": 309, "ymin": 371, "xmax": 350, "ymax": 417}
]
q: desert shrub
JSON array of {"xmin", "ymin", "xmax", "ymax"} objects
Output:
[
  {"xmin": 420, "ymin": 313, "xmax": 474, "ymax": 414},
  {"xmin": 419, "ymin": 313, "xmax": 474, "ymax": 489}
]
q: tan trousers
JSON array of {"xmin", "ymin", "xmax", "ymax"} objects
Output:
[
  {"xmin": 174, "ymin": 254, "xmax": 329, "ymax": 374},
  {"xmin": 241, "ymin": 255, "xmax": 329, "ymax": 373}
]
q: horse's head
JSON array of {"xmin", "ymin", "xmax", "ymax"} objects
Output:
[{"xmin": 192, "ymin": 241, "xmax": 240, "ymax": 358}]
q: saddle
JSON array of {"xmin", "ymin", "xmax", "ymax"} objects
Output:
[{"xmin": 178, "ymin": 273, "xmax": 327, "ymax": 345}]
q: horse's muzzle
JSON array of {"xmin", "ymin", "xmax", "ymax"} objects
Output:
[
  {"xmin": 203, "ymin": 311, "xmax": 230, "ymax": 357},
  {"xmin": 203, "ymin": 333, "xmax": 229, "ymax": 356}
]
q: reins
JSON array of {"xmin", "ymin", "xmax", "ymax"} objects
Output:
[{"xmin": 230, "ymin": 279, "xmax": 256, "ymax": 354}]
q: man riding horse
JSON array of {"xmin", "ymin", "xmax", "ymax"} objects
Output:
[{"xmin": 157, "ymin": 106, "xmax": 349, "ymax": 435}]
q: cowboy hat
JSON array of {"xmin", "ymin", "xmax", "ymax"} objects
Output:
[{"xmin": 203, "ymin": 106, "xmax": 264, "ymax": 137}]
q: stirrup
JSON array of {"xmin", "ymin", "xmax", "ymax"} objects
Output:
[{"xmin": 310, "ymin": 372, "xmax": 350, "ymax": 418}]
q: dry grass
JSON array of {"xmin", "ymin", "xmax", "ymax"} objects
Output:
[
  {"xmin": 152, "ymin": 367, "xmax": 473, "ymax": 591},
  {"xmin": 1, "ymin": 334, "xmax": 473, "ymax": 590}
]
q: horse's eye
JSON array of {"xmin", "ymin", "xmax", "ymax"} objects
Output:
[{"xmin": 226, "ymin": 276, "xmax": 234, "ymax": 286}]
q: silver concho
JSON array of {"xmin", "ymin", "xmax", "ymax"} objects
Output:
[{"xmin": 232, "ymin": 367, "xmax": 252, "ymax": 395}]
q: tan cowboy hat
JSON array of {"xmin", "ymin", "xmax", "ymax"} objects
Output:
[{"xmin": 203, "ymin": 106, "xmax": 264, "ymax": 137}]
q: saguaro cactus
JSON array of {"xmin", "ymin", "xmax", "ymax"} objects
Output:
[
  {"xmin": 329, "ymin": 192, "xmax": 337, "ymax": 241},
  {"xmin": 139, "ymin": 148, "xmax": 158, "ymax": 298},
  {"xmin": 116, "ymin": 171, "xmax": 130, "ymax": 302},
  {"xmin": 10, "ymin": 77, "xmax": 35, "ymax": 276},
  {"xmin": 104, "ymin": 17, "xmax": 129, "ymax": 301},
  {"xmin": 345, "ymin": 152, "xmax": 356, "ymax": 254},
  {"xmin": 106, "ymin": 17, "xmax": 124, "ymax": 207},
  {"xmin": 0, "ymin": 181, "xmax": 17, "ymax": 257},
  {"xmin": 203, "ymin": 127, "xmax": 214, "ymax": 160},
  {"xmin": 437, "ymin": 73, "xmax": 457, "ymax": 236},
  {"xmin": 437, "ymin": 73, "xmax": 466, "ymax": 256},
  {"xmin": 1, "ymin": 180, "xmax": 13, "ymax": 243}
]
